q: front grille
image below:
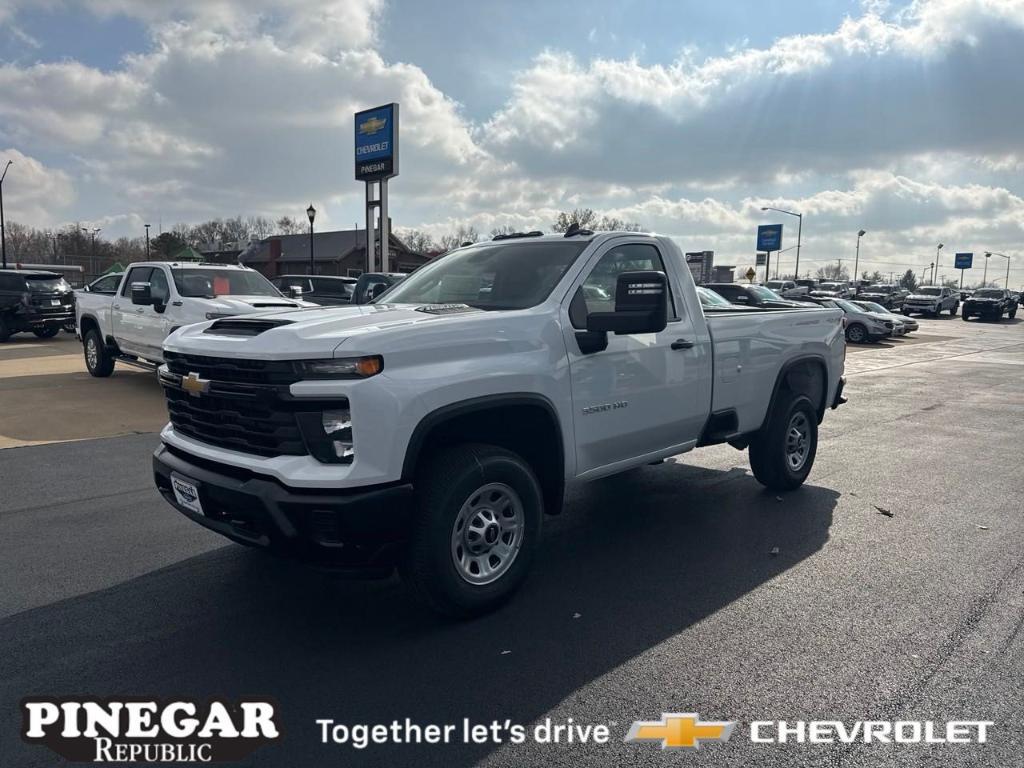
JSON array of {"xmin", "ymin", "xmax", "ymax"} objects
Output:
[
  {"xmin": 164, "ymin": 351, "xmax": 300, "ymax": 386},
  {"xmin": 165, "ymin": 387, "xmax": 307, "ymax": 457}
]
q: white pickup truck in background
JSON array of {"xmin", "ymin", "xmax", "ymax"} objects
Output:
[
  {"xmin": 152, "ymin": 232, "xmax": 847, "ymax": 616},
  {"xmin": 75, "ymin": 262, "xmax": 310, "ymax": 376}
]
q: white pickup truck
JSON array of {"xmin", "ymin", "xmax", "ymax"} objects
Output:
[
  {"xmin": 75, "ymin": 262, "xmax": 309, "ymax": 376},
  {"xmin": 152, "ymin": 232, "xmax": 847, "ymax": 616}
]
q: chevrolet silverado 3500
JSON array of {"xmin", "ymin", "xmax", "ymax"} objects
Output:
[{"xmin": 153, "ymin": 232, "xmax": 847, "ymax": 616}]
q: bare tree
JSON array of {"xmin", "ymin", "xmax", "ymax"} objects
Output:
[
  {"xmin": 275, "ymin": 216, "xmax": 305, "ymax": 235},
  {"xmin": 814, "ymin": 264, "xmax": 851, "ymax": 282},
  {"xmin": 395, "ymin": 228, "xmax": 438, "ymax": 254},
  {"xmin": 246, "ymin": 216, "xmax": 274, "ymax": 240},
  {"xmin": 552, "ymin": 208, "xmax": 642, "ymax": 233},
  {"xmin": 438, "ymin": 225, "xmax": 480, "ymax": 252},
  {"xmin": 489, "ymin": 224, "xmax": 519, "ymax": 237}
]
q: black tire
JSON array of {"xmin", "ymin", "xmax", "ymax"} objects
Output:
[
  {"xmin": 33, "ymin": 326, "xmax": 60, "ymax": 339},
  {"xmin": 1010, "ymin": 307, "xmax": 1017, "ymax": 319},
  {"xmin": 749, "ymin": 393, "xmax": 818, "ymax": 491},
  {"xmin": 83, "ymin": 328, "xmax": 115, "ymax": 377},
  {"xmin": 950, "ymin": 302, "xmax": 959, "ymax": 316},
  {"xmin": 962, "ymin": 312, "xmax": 971, "ymax": 321},
  {"xmin": 0, "ymin": 314, "xmax": 11, "ymax": 342},
  {"xmin": 902, "ymin": 309, "xmax": 911, "ymax": 316},
  {"xmin": 400, "ymin": 443, "xmax": 543, "ymax": 618},
  {"xmin": 845, "ymin": 323, "xmax": 868, "ymax": 344}
]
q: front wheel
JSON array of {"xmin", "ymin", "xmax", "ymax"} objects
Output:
[
  {"xmin": 33, "ymin": 326, "xmax": 60, "ymax": 339},
  {"xmin": 962, "ymin": 312, "xmax": 971, "ymax": 321},
  {"xmin": 1010, "ymin": 307, "xmax": 1017, "ymax": 319},
  {"xmin": 401, "ymin": 443, "xmax": 543, "ymax": 617},
  {"xmin": 950, "ymin": 302, "xmax": 959, "ymax": 316},
  {"xmin": 749, "ymin": 393, "xmax": 818, "ymax": 491},
  {"xmin": 83, "ymin": 328, "xmax": 115, "ymax": 377},
  {"xmin": 846, "ymin": 323, "xmax": 868, "ymax": 344}
]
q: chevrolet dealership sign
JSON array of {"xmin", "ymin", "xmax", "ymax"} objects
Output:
[{"xmin": 355, "ymin": 103, "xmax": 399, "ymax": 181}]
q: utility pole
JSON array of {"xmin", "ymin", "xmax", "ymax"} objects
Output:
[
  {"xmin": 145, "ymin": 224, "xmax": 151, "ymax": 259},
  {"xmin": 853, "ymin": 230, "xmax": 866, "ymax": 294},
  {"xmin": 0, "ymin": 160, "xmax": 11, "ymax": 269}
]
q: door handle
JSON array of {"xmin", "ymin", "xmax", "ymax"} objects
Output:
[
  {"xmin": 671, "ymin": 338, "xmax": 695, "ymax": 350},
  {"xmin": 113, "ymin": 304, "xmax": 120, "ymax": 310},
  {"xmin": 136, "ymin": 308, "xmax": 145, "ymax": 313}
]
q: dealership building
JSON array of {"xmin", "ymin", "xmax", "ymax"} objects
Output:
[{"xmin": 236, "ymin": 229, "xmax": 430, "ymax": 277}]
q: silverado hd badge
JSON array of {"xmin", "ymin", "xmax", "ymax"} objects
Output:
[{"xmin": 21, "ymin": 697, "xmax": 281, "ymax": 763}]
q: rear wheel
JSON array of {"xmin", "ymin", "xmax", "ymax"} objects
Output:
[
  {"xmin": 33, "ymin": 326, "xmax": 60, "ymax": 339},
  {"xmin": 401, "ymin": 443, "xmax": 542, "ymax": 617},
  {"xmin": 1010, "ymin": 306, "xmax": 1017, "ymax": 319},
  {"xmin": 83, "ymin": 328, "xmax": 115, "ymax": 377},
  {"xmin": 749, "ymin": 393, "xmax": 818, "ymax": 491},
  {"xmin": 950, "ymin": 302, "xmax": 959, "ymax": 316}
]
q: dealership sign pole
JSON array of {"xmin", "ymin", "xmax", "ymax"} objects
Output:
[
  {"xmin": 954, "ymin": 252, "xmax": 973, "ymax": 290},
  {"xmin": 355, "ymin": 103, "xmax": 399, "ymax": 273}
]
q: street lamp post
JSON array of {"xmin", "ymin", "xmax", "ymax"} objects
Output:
[
  {"xmin": 934, "ymin": 243, "xmax": 944, "ymax": 285},
  {"xmin": 985, "ymin": 252, "xmax": 1011, "ymax": 289},
  {"xmin": 853, "ymin": 230, "xmax": 866, "ymax": 294},
  {"xmin": 929, "ymin": 262, "xmax": 935, "ymax": 284},
  {"xmin": 0, "ymin": 159, "xmax": 12, "ymax": 269},
  {"xmin": 306, "ymin": 204, "xmax": 316, "ymax": 276},
  {"xmin": 145, "ymin": 224, "xmax": 151, "ymax": 259},
  {"xmin": 761, "ymin": 206, "xmax": 803, "ymax": 279}
]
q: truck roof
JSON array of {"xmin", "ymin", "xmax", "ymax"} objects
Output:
[{"xmin": 129, "ymin": 261, "xmax": 254, "ymax": 269}]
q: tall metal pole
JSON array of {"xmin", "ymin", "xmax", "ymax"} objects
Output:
[
  {"xmin": 145, "ymin": 224, "xmax": 151, "ymax": 259},
  {"xmin": 935, "ymin": 243, "xmax": 943, "ymax": 285},
  {"xmin": 380, "ymin": 178, "xmax": 389, "ymax": 274},
  {"xmin": 0, "ymin": 160, "xmax": 11, "ymax": 269},
  {"xmin": 794, "ymin": 213, "xmax": 802, "ymax": 283},
  {"xmin": 983, "ymin": 255, "xmax": 988, "ymax": 285},
  {"xmin": 365, "ymin": 182, "xmax": 376, "ymax": 273}
]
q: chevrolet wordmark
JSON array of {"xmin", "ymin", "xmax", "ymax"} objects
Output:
[{"xmin": 152, "ymin": 232, "xmax": 847, "ymax": 616}]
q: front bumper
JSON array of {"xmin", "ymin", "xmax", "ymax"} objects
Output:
[{"xmin": 153, "ymin": 443, "xmax": 413, "ymax": 570}]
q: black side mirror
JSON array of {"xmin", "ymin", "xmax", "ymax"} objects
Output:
[
  {"xmin": 586, "ymin": 271, "xmax": 669, "ymax": 335},
  {"xmin": 131, "ymin": 283, "xmax": 153, "ymax": 306},
  {"xmin": 368, "ymin": 283, "xmax": 389, "ymax": 301}
]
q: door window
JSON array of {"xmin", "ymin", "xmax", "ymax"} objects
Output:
[
  {"xmin": 122, "ymin": 267, "xmax": 153, "ymax": 296},
  {"xmin": 149, "ymin": 268, "xmax": 170, "ymax": 304},
  {"xmin": 572, "ymin": 243, "xmax": 674, "ymax": 328}
]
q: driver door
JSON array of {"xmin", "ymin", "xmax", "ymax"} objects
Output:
[
  {"xmin": 561, "ymin": 241, "xmax": 711, "ymax": 479},
  {"xmin": 112, "ymin": 266, "xmax": 152, "ymax": 357},
  {"xmin": 135, "ymin": 266, "xmax": 174, "ymax": 361}
]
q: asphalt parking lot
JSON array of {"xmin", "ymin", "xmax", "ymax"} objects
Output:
[{"xmin": 2, "ymin": 315, "xmax": 1022, "ymax": 767}]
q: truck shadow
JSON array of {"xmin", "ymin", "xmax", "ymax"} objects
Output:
[{"xmin": 1, "ymin": 462, "xmax": 837, "ymax": 767}]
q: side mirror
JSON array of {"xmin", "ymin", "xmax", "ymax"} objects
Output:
[
  {"xmin": 286, "ymin": 286, "xmax": 303, "ymax": 299},
  {"xmin": 368, "ymin": 283, "xmax": 389, "ymax": 301},
  {"xmin": 131, "ymin": 283, "xmax": 153, "ymax": 306},
  {"xmin": 586, "ymin": 271, "xmax": 669, "ymax": 335}
]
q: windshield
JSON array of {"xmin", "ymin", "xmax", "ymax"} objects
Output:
[
  {"xmin": 381, "ymin": 241, "xmax": 588, "ymax": 310},
  {"xmin": 856, "ymin": 301, "xmax": 887, "ymax": 313},
  {"xmin": 25, "ymin": 276, "xmax": 71, "ymax": 292},
  {"xmin": 750, "ymin": 286, "xmax": 782, "ymax": 300},
  {"xmin": 818, "ymin": 283, "xmax": 842, "ymax": 291},
  {"xmin": 697, "ymin": 286, "xmax": 733, "ymax": 307},
  {"xmin": 172, "ymin": 268, "xmax": 282, "ymax": 298},
  {"xmin": 835, "ymin": 299, "xmax": 863, "ymax": 313},
  {"xmin": 974, "ymin": 289, "xmax": 1002, "ymax": 298},
  {"xmin": 917, "ymin": 287, "xmax": 941, "ymax": 295},
  {"xmin": 864, "ymin": 285, "xmax": 893, "ymax": 294},
  {"xmin": 765, "ymin": 281, "xmax": 785, "ymax": 289},
  {"xmin": 796, "ymin": 280, "xmax": 816, "ymax": 287}
]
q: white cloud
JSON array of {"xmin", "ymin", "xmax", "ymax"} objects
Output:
[{"xmin": 0, "ymin": 148, "xmax": 76, "ymax": 223}]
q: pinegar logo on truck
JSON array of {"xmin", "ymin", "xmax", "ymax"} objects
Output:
[{"xmin": 21, "ymin": 697, "xmax": 281, "ymax": 763}]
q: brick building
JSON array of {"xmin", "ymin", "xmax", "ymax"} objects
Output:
[{"xmin": 238, "ymin": 229, "xmax": 429, "ymax": 278}]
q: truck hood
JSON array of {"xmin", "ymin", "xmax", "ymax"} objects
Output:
[
  {"xmin": 164, "ymin": 302, "xmax": 490, "ymax": 359},
  {"xmin": 906, "ymin": 294, "xmax": 941, "ymax": 301},
  {"xmin": 202, "ymin": 295, "xmax": 313, "ymax": 315}
]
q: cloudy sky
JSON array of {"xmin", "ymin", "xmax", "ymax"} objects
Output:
[{"xmin": 1, "ymin": 0, "xmax": 1023, "ymax": 283}]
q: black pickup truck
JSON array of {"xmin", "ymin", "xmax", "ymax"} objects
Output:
[
  {"xmin": 962, "ymin": 288, "xmax": 1018, "ymax": 321},
  {"xmin": 0, "ymin": 269, "xmax": 75, "ymax": 341}
]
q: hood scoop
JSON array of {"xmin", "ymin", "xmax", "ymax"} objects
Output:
[
  {"xmin": 204, "ymin": 318, "xmax": 294, "ymax": 337},
  {"xmin": 249, "ymin": 302, "xmax": 299, "ymax": 308},
  {"xmin": 414, "ymin": 303, "xmax": 481, "ymax": 315}
]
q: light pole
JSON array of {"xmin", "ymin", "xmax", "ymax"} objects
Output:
[
  {"xmin": 306, "ymin": 204, "xmax": 316, "ymax": 276},
  {"xmin": 145, "ymin": 223, "xmax": 151, "ymax": 259},
  {"xmin": 0, "ymin": 159, "xmax": 12, "ymax": 269},
  {"xmin": 986, "ymin": 252, "xmax": 1010, "ymax": 289},
  {"xmin": 928, "ymin": 262, "xmax": 934, "ymax": 284},
  {"xmin": 762, "ymin": 206, "xmax": 803, "ymax": 279},
  {"xmin": 853, "ymin": 229, "xmax": 866, "ymax": 293},
  {"xmin": 934, "ymin": 243, "xmax": 943, "ymax": 284}
]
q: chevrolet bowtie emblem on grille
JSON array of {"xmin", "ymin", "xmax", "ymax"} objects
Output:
[
  {"xmin": 625, "ymin": 713, "xmax": 735, "ymax": 750},
  {"xmin": 181, "ymin": 372, "xmax": 211, "ymax": 397}
]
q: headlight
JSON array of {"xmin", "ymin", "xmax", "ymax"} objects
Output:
[{"xmin": 298, "ymin": 356, "xmax": 383, "ymax": 379}]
